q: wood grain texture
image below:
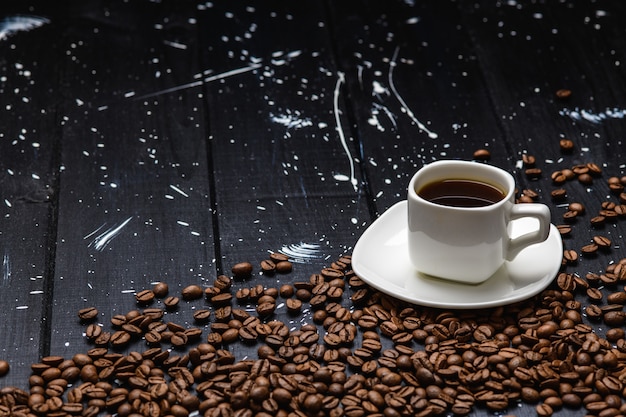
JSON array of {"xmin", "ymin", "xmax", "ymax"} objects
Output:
[
  {"xmin": 0, "ymin": 2, "xmax": 624, "ymax": 416},
  {"xmin": 49, "ymin": 2, "xmax": 216, "ymax": 359},
  {"xmin": 0, "ymin": 6, "xmax": 60, "ymax": 385}
]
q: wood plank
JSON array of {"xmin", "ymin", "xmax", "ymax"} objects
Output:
[
  {"xmin": 327, "ymin": 0, "xmax": 513, "ymax": 215},
  {"xmin": 199, "ymin": 2, "xmax": 369, "ymax": 268},
  {"xmin": 49, "ymin": 2, "xmax": 216, "ymax": 360},
  {"xmin": 197, "ymin": 1, "xmax": 372, "ymax": 358},
  {"xmin": 0, "ymin": 9, "xmax": 59, "ymax": 386},
  {"xmin": 459, "ymin": 1, "xmax": 626, "ymax": 280}
]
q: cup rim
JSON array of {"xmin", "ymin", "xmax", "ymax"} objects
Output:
[{"xmin": 408, "ymin": 160, "xmax": 514, "ymax": 211}]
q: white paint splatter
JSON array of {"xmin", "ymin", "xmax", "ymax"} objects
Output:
[
  {"xmin": 86, "ymin": 217, "xmax": 133, "ymax": 251},
  {"xmin": 277, "ymin": 242, "xmax": 324, "ymax": 263},
  {"xmin": 163, "ymin": 40, "xmax": 188, "ymax": 50},
  {"xmin": 2, "ymin": 252, "xmax": 10, "ymax": 287},
  {"xmin": 368, "ymin": 102, "xmax": 398, "ymax": 132},
  {"xmin": 559, "ymin": 107, "xmax": 626, "ymax": 124},
  {"xmin": 0, "ymin": 15, "xmax": 50, "ymax": 41},
  {"xmin": 388, "ymin": 46, "xmax": 438, "ymax": 139},
  {"xmin": 333, "ymin": 72, "xmax": 358, "ymax": 191},
  {"xmin": 169, "ymin": 184, "xmax": 189, "ymax": 198},
  {"xmin": 270, "ymin": 111, "xmax": 313, "ymax": 130},
  {"xmin": 133, "ymin": 63, "xmax": 262, "ymax": 101},
  {"xmin": 132, "ymin": 50, "xmax": 303, "ymax": 102}
]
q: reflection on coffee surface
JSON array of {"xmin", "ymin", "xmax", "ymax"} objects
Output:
[{"xmin": 417, "ymin": 179, "xmax": 505, "ymax": 208}]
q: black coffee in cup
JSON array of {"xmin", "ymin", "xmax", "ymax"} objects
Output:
[{"xmin": 417, "ymin": 179, "xmax": 505, "ymax": 208}]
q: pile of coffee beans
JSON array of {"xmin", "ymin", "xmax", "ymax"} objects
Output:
[{"xmin": 0, "ymin": 245, "xmax": 626, "ymax": 417}]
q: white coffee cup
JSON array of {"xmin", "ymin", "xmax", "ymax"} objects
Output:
[{"xmin": 407, "ymin": 160, "xmax": 551, "ymax": 284}]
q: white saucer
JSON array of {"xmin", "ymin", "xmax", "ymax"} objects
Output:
[{"xmin": 352, "ymin": 201, "xmax": 563, "ymax": 309}]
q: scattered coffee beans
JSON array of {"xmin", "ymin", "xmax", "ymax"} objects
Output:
[{"xmin": 2, "ymin": 155, "xmax": 626, "ymax": 417}]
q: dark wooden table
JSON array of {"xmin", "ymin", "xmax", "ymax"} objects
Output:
[{"xmin": 1, "ymin": 1, "xmax": 626, "ymax": 417}]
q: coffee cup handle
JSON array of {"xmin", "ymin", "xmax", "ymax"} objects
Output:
[{"xmin": 506, "ymin": 204, "xmax": 551, "ymax": 261}]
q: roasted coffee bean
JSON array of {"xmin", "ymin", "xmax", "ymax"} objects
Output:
[
  {"xmin": 110, "ymin": 331, "xmax": 131, "ymax": 347},
  {"xmin": 525, "ymin": 168, "xmax": 542, "ymax": 178},
  {"xmin": 259, "ymin": 259, "xmax": 276, "ymax": 274},
  {"xmin": 593, "ymin": 235, "xmax": 612, "ymax": 248},
  {"xmin": 559, "ymin": 139, "xmax": 574, "ymax": 152},
  {"xmin": 279, "ymin": 284, "xmax": 294, "ymax": 298},
  {"xmin": 85, "ymin": 324, "xmax": 102, "ymax": 340},
  {"xmin": 590, "ymin": 215, "xmax": 606, "ymax": 226},
  {"xmin": 548, "ymin": 189, "xmax": 565, "ymax": 201},
  {"xmin": 286, "ymin": 298, "xmax": 302, "ymax": 313},
  {"xmin": 551, "ymin": 171, "xmax": 567, "ymax": 184},
  {"xmin": 536, "ymin": 403, "xmax": 554, "ymax": 416},
  {"xmin": 581, "ymin": 243, "xmax": 598, "ymax": 255},
  {"xmin": 0, "ymin": 360, "xmax": 9, "ymax": 377},
  {"xmin": 578, "ymin": 173, "xmax": 593, "ymax": 184},
  {"xmin": 181, "ymin": 285, "xmax": 203, "ymax": 300},
  {"xmin": 231, "ymin": 261, "xmax": 253, "ymax": 278},
  {"xmin": 78, "ymin": 307, "xmax": 99, "ymax": 322},
  {"xmin": 569, "ymin": 202, "xmax": 585, "ymax": 213},
  {"xmin": 603, "ymin": 311, "xmax": 626, "ymax": 326},
  {"xmin": 193, "ymin": 309, "xmax": 211, "ymax": 323},
  {"xmin": 556, "ymin": 273, "xmax": 575, "ymax": 291},
  {"xmin": 522, "ymin": 154, "xmax": 536, "ymax": 166},
  {"xmin": 563, "ymin": 249, "xmax": 578, "ymax": 263},
  {"xmin": 556, "ymin": 224, "xmax": 572, "ymax": 235},
  {"xmin": 275, "ymin": 261, "xmax": 293, "ymax": 273},
  {"xmin": 152, "ymin": 282, "xmax": 169, "ymax": 298},
  {"xmin": 555, "ymin": 88, "xmax": 572, "ymax": 99},
  {"xmin": 473, "ymin": 149, "xmax": 490, "ymax": 160},
  {"xmin": 585, "ymin": 304, "xmax": 603, "ymax": 319},
  {"xmin": 211, "ymin": 293, "xmax": 233, "ymax": 306},
  {"xmin": 163, "ymin": 296, "xmax": 179, "ymax": 309},
  {"xmin": 563, "ymin": 210, "xmax": 578, "ymax": 221},
  {"xmin": 135, "ymin": 289, "xmax": 155, "ymax": 304}
]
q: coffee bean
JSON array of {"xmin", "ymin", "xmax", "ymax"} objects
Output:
[
  {"xmin": 152, "ymin": 282, "xmax": 169, "ymax": 298},
  {"xmin": 231, "ymin": 261, "xmax": 253, "ymax": 278},
  {"xmin": 286, "ymin": 298, "xmax": 302, "ymax": 313},
  {"xmin": 556, "ymin": 224, "xmax": 572, "ymax": 235},
  {"xmin": 550, "ymin": 189, "xmax": 567, "ymax": 200},
  {"xmin": 110, "ymin": 330, "xmax": 131, "ymax": 347},
  {"xmin": 551, "ymin": 171, "xmax": 567, "ymax": 184},
  {"xmin": 555, "ymin": 88, "xmax": 572, "ymax": 99},
  {"xmin": 275, "ymin": 261, "xmax": 293, "ymax": 274},
  {"xmin": 563, "ymin": 210, "xmax": 578, "ymax": 221},
  {"xmin": 0, "ymin": 360, "xmax": 9, "ymax": 377},
  {"xmin": 78, "ymin": 307, "xmax": 99, "ymax": 322},
  {"xmin": 260, "ymin": 259, "xmax": 276, "ymax": 274},
  {"xmin": 473, "ymin": 149, "xmax": 490, "ymax": 160},
  {"xmin": 193, "ymin": 309, "xmax": 211, "ymax": 323},
  {"xmin": 563, "ymin": 249, "xmax": 578, "ymax": 263},
  {"xmin": 590, "ymin": 215, "xmax": 606, "ymax": 226},
  {"xmin": 163, "ymin": 296, "xmax": 180, "ymax": 309},
  {"xmin": 536, "ymin": 403, "xmax": 554, "ymax": 416},
  {"xmin": 578, "ymin": 173, "xmax": 593, "ymax": 184},
  {"xmin": 135, "ymin": 289, "xmax": 155, "ymax": 304},
  {"xmin": 522, "ymin": 154, "xmax": 536, "ymax": 166},
  {"xmin": 181, "ymin": 285, "xmax": 203, "ymax": 300},
  {"xmin": 593, "ymin": 235, "xmax": 611, "ymax": 248},
  {"xmin": 568, "ymin": 202, "xmax": 585, "ymax": 213},
  {"xmin": 581, "ymin": 243, "xmax": 598, "ymax": 255},
  {"xmin": 525, "ymin": 167, "xmax": 542, "ymax": 178}
]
